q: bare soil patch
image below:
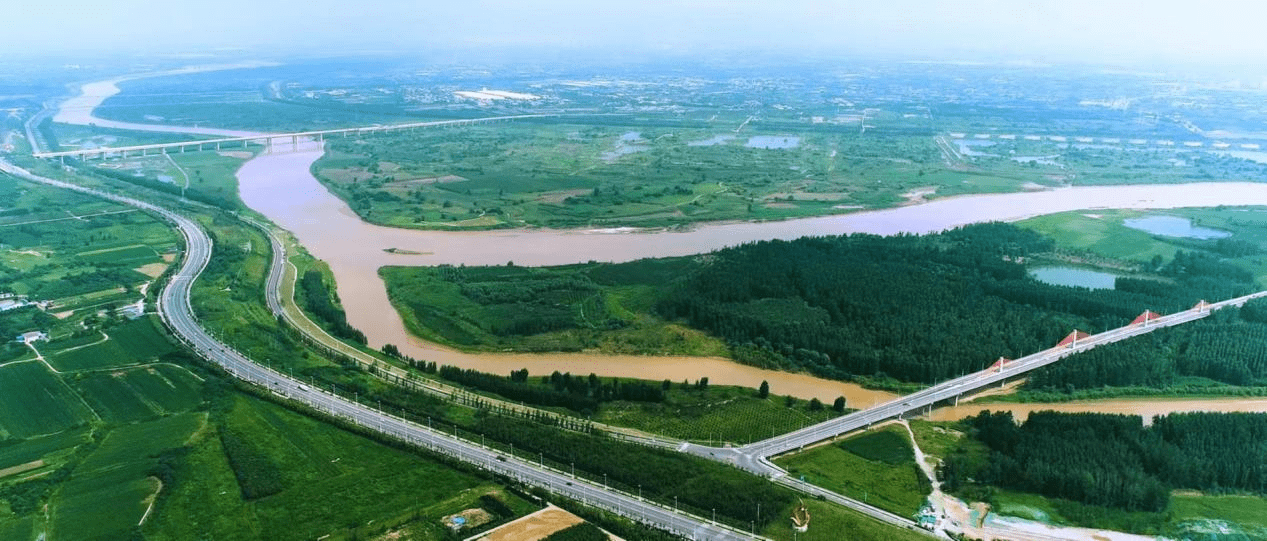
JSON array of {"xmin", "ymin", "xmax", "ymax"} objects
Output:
[
  {"xmin": 474, "ymin": 505, "xmax": 586, "ymax": 541},
  {"xmin": 763, "ymin": 191, "xmax": 851, "ymax": 201},
  {"xmin": 901, "ymin": 186, "xmax": 938, "ymax": 205},
  {"xmin": 385, "ymin": 175, "xmax": 468, "ymax": 188},
  {"xmin": 537, "ymin": 189, "xmax": 593, "ymax": 204},
  {"xmin": 0, "ymin": 459, "xmax": 44, "ymax": 479},
  {"xmin": 443, "ymin": 508, "xmax": 494, "ymax": 532},
  {"xmin": 135, "ymin": 262, "xmax": 169, "ymax": 278}
]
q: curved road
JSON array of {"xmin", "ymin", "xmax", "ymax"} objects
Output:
[{"xmin": 0, "ymin": 158, "xmax": 765, "ymax": 541}]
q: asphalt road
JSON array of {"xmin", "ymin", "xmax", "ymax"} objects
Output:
[
  {"xmin": 0, "ymin": 158, "xmax": 766, "ymax": 541},
  {"xmin": 673, "ymin": 288, "xmax": 1266, "ymax": 533}
]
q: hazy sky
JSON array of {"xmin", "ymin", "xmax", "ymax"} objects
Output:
[{"xmin": 11, "ymin": 0, "xmax": 1267, "ymax": 67}]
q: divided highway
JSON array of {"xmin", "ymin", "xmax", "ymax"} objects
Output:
[{"xmin": 0, "ymin": 158, "xmax": 766, "ymax": 541}]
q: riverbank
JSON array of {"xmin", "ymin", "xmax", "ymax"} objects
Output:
[{"xmin": 58, "ymin": 69, "xmax": 1267, "ymax": 405}]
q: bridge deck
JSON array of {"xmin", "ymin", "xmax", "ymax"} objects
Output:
[{"xmin": 33, "ymin": 114, "xmax": 553, "ymax": 159}]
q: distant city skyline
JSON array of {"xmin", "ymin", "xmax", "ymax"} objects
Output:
[{"xmin": 10, "ymin": 0, "xmax": 1267, "ymax": 71}]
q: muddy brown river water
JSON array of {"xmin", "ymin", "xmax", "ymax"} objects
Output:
[
  {"xmin": 930, "ymin": 398, "xmax": 1267, "ymax": 424},
  {"xmin": 233, "ymin": 142, "xmax": 1267, "ymax": 404}
]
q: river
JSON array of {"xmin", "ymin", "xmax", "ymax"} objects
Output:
[
  {"xmin": 929, "ymin": 397, "xmax": 1267, "ymax": 425},
  {"xmin": 54, "ymin": 62, "xmax": 274, "ymax": 138},
  {"xmin": 56, "ymin": 69, "xmax": 1267, "ymax": 406}
]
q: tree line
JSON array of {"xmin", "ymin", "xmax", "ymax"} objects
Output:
[
  {"xmin": 436, "ymin": 366, "xmax": 665, "ymax": 414},
  {"xmin": 297, "ymin": 270, "xmax": 367, "ymax": 345},
  {"xmin": 657, "ymin": 223, "xmax": 1254, "ymax": 384},
  {"xmin": 941, "ymin": 411, "xmax": 1267, "ymax": 512},
  {"xmin": 1028, "ymin": 300, "xmax": 1267, "ymax": 391}
]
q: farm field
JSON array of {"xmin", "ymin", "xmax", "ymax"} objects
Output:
[
  {"xmin": 143, "ymin": 394, "xmax": 535, "ymax": 541},
  {"xmin": 49, "ymin": 413, "xmax": 206, "ymax": 541},
  {"xmin": 774, "ymin": 424, "xmax": 932, "ymax": 519},
  {"xmin": 75, "ymin": 364, "xmax": 204, "ymax": 423},
  {"xmin": 381, "ymin": 258, "xmax": 729, "ymax": 356},
  {"xmin": 0, "ymin": 362, "xmax": 95, "ymax": 439},
  {"xmin": 47, "ymin": 316, "xmax": 178, "ymax": 371},
  {"xmin": 759, "ymin": 497, "xmax": 931, "ymax": 541},
  {"xmin": 593, "ymin": 383, "xmax": 844, "ymax": 444}
]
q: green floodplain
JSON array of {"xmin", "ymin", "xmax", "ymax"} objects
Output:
[{"xmin": 8, "ymin": 58, "xmax": 1267, "ymax": 540}]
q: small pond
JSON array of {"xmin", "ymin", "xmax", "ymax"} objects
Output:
[
  {"xmin": 1030, "ymin": 266, "xmax": 1119, "ymax": 290},
  {"xmin": 1123, "ymin": 216, "xmax": 1231, "ymax": 240},
  {"xmin": 747, "ymin": 135, "xmax": 800, "ymax": 149}
]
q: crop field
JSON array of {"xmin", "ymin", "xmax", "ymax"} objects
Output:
[
  {"xmin": 760, "ymin": 497, "xmax": 931, "ymax": 541},
  {"xmin": 0, "ymin": 517, "xmax": 33, "ymax": 541},
  {"xmin": 75, "ymin": 365, "xmax": 204, "ymax": 424},
  {"xmin": 48, "ymin": 317, "xmax": 177, "ymax": 371},
  {"xmin": 76, "ymin": 244, "xmax": 161, "ymax": 266},
  {"xmin": 0, "ymin": 172, "xmax": 177, "ymax": 351},
  {"xmin": 381, "ymin": 258, "xmax": 728, "ymax": 356},
  {"xmin": 93, "ymin": 64, "xmax": 411, "ymax": 132},
  {"xmin": 0, "ymin": 427, "xmax": 91, "ymax": 471},
  {"xmin": 594, "ymin": 385, "xmax": 843, "ymax": 444},
  {"xmin": 775, "ymin": 425, "xmax": 931, "ymax": 518},
  {"xmin": 314, "ymin": 123, "xmax": 948, "ymax": 230},
  {"xmin": 83, "ymin": 150, "xmax": 255, "ymax": 211},
  {"xmin": 46, "ymin": 123, "xmax": 210, "ymax": 153},
  {"xmin": 50, "ymin": 413, "xmax": 206, "ymax": 541},
  {"xmin": 0, "ymin": 362, "xmax": 94, "ymax": 439},
  {"xmin": 145, "ymin": 395, "xmax": 528, "ymax": 541}
]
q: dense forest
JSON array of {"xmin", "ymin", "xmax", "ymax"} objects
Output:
[
  {"xmin": 941, "ymin": 411, "xmax": 1267, "ymax": 512},
  {"xmin": 1028, "ymin": 298, "xmax": 1267, "ymax": 390},
  {"xmin": 658, "ymin": 224, "xmax": 1254, "ymax": 383}
]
